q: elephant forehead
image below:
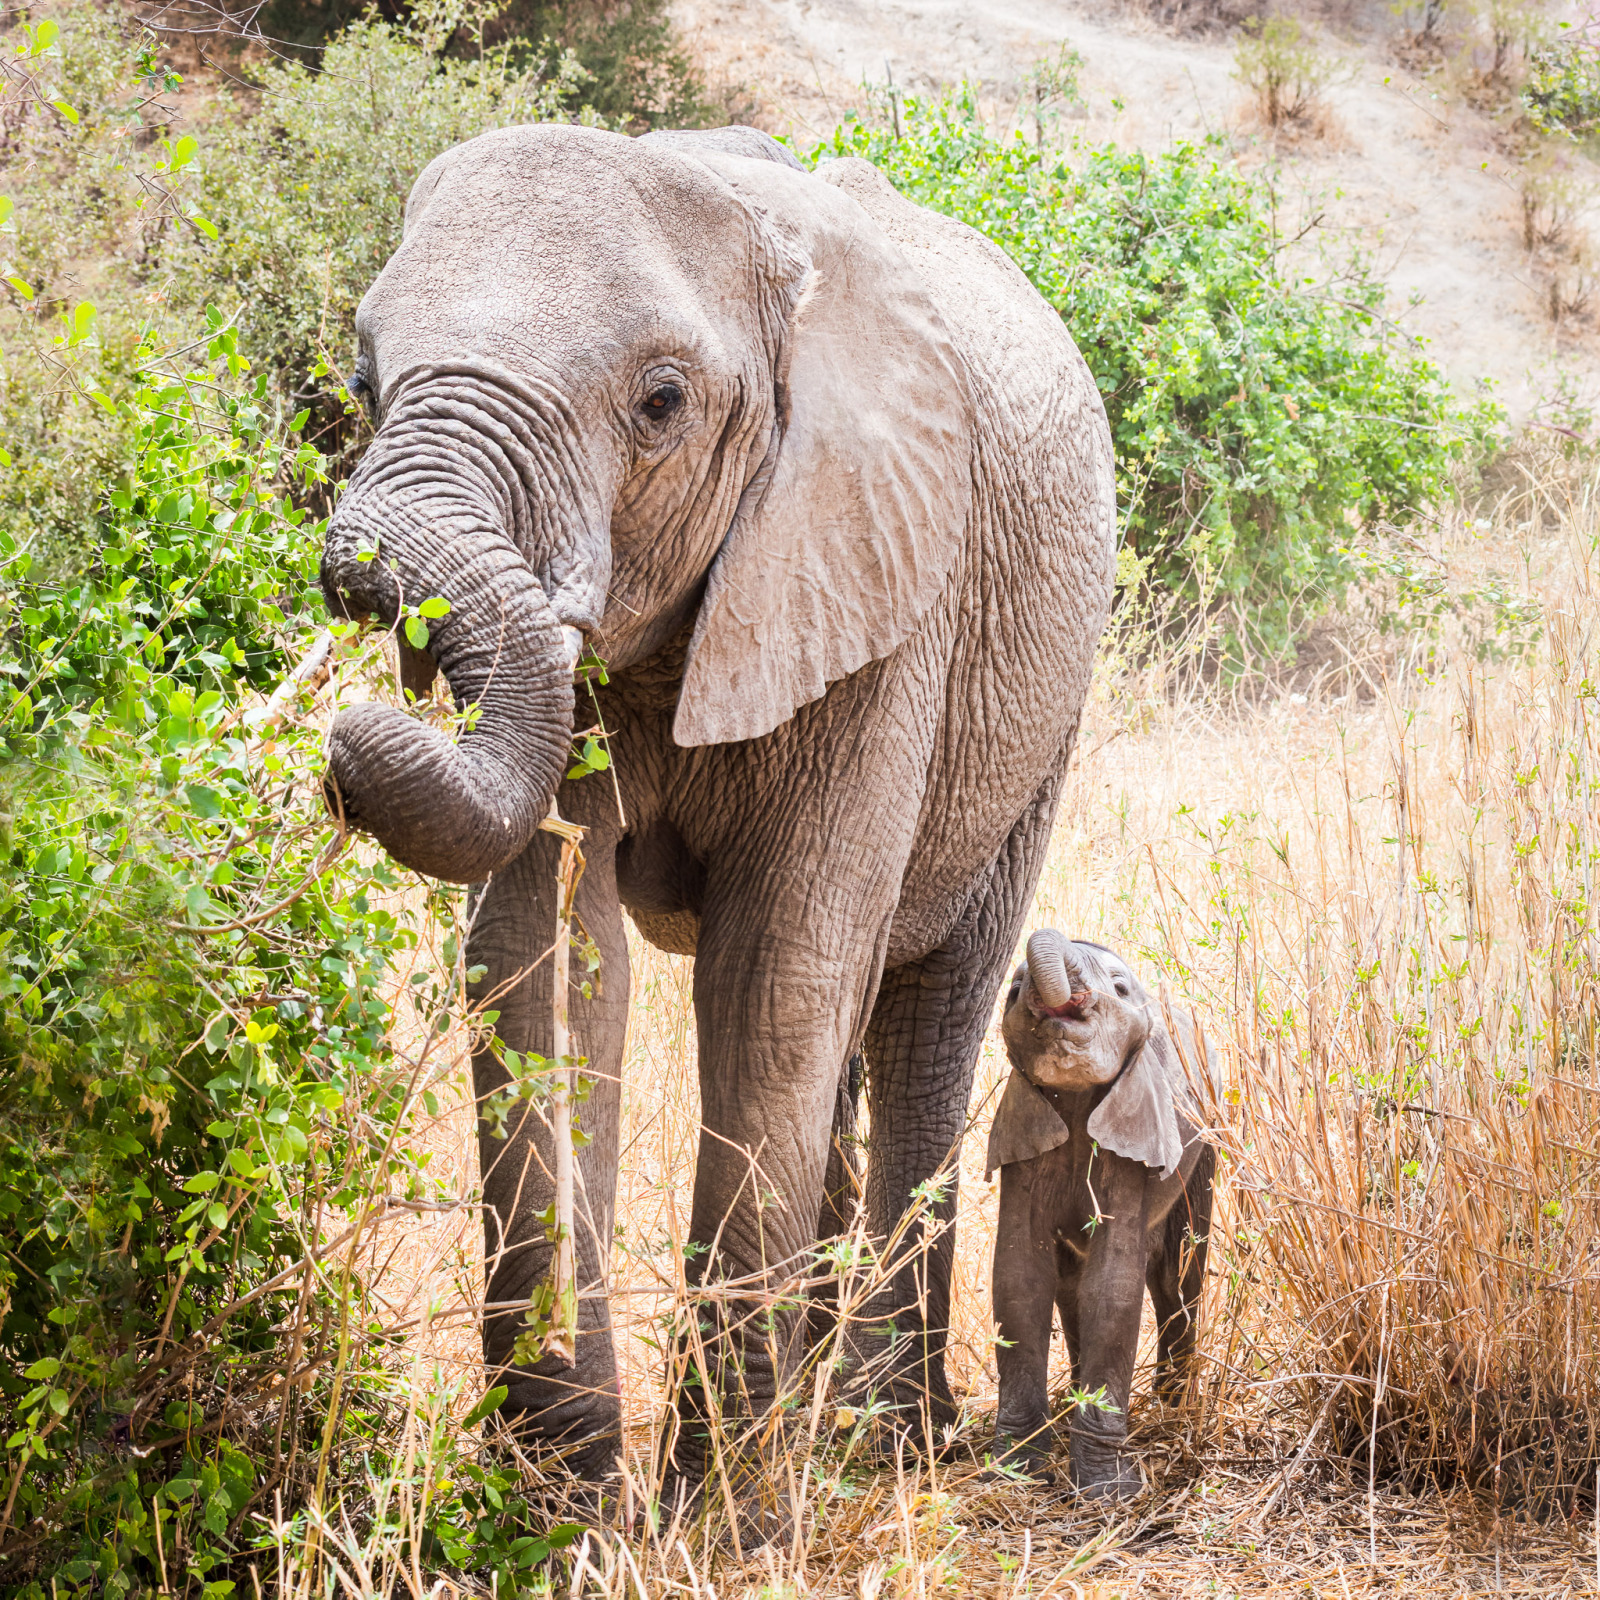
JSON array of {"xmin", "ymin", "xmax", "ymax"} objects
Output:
[{"xmin": 361, "ymin": 124, "xmax": 761, "ymax": 368}]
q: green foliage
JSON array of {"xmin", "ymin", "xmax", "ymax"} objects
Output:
[
  {"xmin": 487, "ymin": 0, "xmax": 708, "ymax": 127},
  {"xmin": 815, "ymin": 90, "xmax": 1500, "ymax": 651},
  {"xmin": 0, "ymin": 21, "xmax": 577, "ymax": 1587},
  {"xmin": 1232, "ymin": 15, "xmax": 1341, "ymax": 129},
  {"xmin": 155, "ymin": 9, "xmax": 594, "ymax": 469},
  {"xmin": 249, "ymin": 0, "xmax": 707, "ymax": 127},
  {"xmin": 1523, "ymin": 36, "xmax": 1600, "ymax": 139}
]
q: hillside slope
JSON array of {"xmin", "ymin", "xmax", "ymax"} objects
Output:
[{"xmin": 677, "ymin": 0, "xmax": 1598, "ymax": 419}]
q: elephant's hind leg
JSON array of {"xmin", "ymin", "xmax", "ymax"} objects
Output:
[
  {"xmin": 1147, "ymin": 1143, "xmax": 1215, "ymax": 1404},
  {"xmin": 854, "ymin": 762, "xmax": 1068, "ymax": 1448}
]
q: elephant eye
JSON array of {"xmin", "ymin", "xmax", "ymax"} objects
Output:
[
  {"xmin": 1004, "ymin": 982, "xmax": 1021, "ymax": 1010},
  {"xmin": 1114, "ymin": 981, "xmax": 1130, "ymax": 997},
  {"xmin": 641, "ymin": 382, "xmax": 683, "ymax": 417},
  {"xmin": 348, "ymin": 356, "xmax": 377, "ymax": 424}
]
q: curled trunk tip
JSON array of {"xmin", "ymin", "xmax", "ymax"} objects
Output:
[{"xmin": 1026, "ymin": 928, "xmax": 1086, "ymax": 1009}]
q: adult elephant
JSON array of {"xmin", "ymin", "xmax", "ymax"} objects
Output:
[{"xmin": 318, "ymin": 122, "xmax": 1115, "ymax": 1483}]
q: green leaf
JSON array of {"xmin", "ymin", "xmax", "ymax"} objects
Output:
[
  {"xmin": 417, "ymin": 595, "xmax": 450, "ymax": 619},
  {"xmin": 289, "ymin": 408, "xmax": 310, "ymax": 433},
  {"xmin": 183, "ymin": 1171, "xmax": 221, "ymax": 1194},
  {"xmin": 23, "ymin": 1359, "xmax": 58, "ymax": 1382},
  {"xmin": 461, "ymin": 1385, "xmax": 508, "ymax": 1430},
  {"xmin": 50, "ymin": 100, "xmax": 79, "ymax": 126},
  {"xmin": 171, "ymin": 135, "xmax": 198, "ymax": 170},
  {"xmin": 403, "ymin": 615, "xmax": 429, "ymax": 650},
  {"xmin": 5, "ymin": 276, "xmax": 35, "ymax": 302},
  {"xmin": 189, "ymin": 214, "xmax": 219, "ymax": 241}
]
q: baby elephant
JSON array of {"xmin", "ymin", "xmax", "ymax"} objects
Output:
[{"xmin": 987, "ymin": 930, "xmax": 1215, "ymax": 1497}]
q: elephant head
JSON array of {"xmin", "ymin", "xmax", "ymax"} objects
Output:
[
  {"xmin": 992, "ymin": 932, "xmax": 1184, "ymax": 1178},
  {"xmin": 318, "ymin": 123, "xmax": 974, "ymax": 882}
]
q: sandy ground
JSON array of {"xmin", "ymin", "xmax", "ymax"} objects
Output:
[{"xmin": 674, "ymin": 0, "xmax": 1600, "ymax": 420}]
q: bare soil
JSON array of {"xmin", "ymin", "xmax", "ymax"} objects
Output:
[{"xmin": 675, "ymin": 0, "xmax": 1600, "ymax": 420}]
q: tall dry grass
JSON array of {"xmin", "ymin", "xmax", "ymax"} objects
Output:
[{"xmin": 272, "ymin": 446, "xmax": 1600, "ymax": 1593}]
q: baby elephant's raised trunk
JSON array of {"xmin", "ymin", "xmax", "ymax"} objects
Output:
[{"xmin": 1025, "ymin": 928, "xmax": 1089, "ymax": 1009}]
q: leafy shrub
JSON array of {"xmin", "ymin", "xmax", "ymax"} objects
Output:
[
  {"xmin": 816, "ymin": 90, "xmax": 1501, "ymax": 652},
  {"xmin": 0, "ymin": 19, "xmax": 580, "ymax": 1589},
  {"xmin": 249, "ymin": 0, "xmax": 707, "ymax": 127},
  {"xmin": 1232, "ymin": 15, "xmax": 1342, "ymax": 129},
  {"xmin": 155, "ymin": 10, "xmax": 593, "ymax": 476},
  {"xmin": 1523, "ymin": 36, "xmax": 1600, "ymax": 138}
]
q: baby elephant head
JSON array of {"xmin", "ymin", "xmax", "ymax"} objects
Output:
[{"xmin": 1002, "ymin": 930, "xmax": 1153, "ymax": 1093}]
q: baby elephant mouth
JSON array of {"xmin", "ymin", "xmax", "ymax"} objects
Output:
[{"xmin": 1030, "ymin": 991, "xmax": 1094, "ymax": 1023}]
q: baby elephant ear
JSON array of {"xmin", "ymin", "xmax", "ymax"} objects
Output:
[
  {"xmin": 1086, "ymin": 1021, "xmax": 1184, "ymax": 1179},
  {"xmin": 671, "ymin": 155, "xmax": 974, "ymax": 748},
  {"xmin": 986, "ymin": 1072, "xmax": 1072, "ymax": 1181}
]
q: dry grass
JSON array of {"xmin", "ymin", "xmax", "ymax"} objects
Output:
[{"xmin": 274, "ymin": 446, "xmax": 1600, "ymax": 1595}]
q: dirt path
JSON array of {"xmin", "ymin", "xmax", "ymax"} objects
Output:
[{"xmin": 675, "ymin": 0, "xmax": 1599, "ymax": 417}]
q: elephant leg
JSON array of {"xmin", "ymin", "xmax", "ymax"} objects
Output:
[
  {"xmin": 1068, "ymin": 1152, "xmax": 1151, "ymax": 1500},
  {"xmin": 1148, "ymin": 1145, "xmax": 1215, "ymax": 1404},
  {"xmin": 468, "ymin": 791, "xmax": 629, "ymax": 1478},
  {"xmin": 671, "ymin": 871, "xmax": 895, "ymax": 1506},
  {"xmin": 992, "ymin": 1164, "xmax": 1058, "ymax": 1476},
  {"xmin": 854, "ymin": 760, "xmax": 1067, "ymax": 1443},
  {"xmin": 807, "ymin": 1053, "xmax": 864, "ymax": 1352}
]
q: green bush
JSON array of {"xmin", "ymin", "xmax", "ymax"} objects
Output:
[
  {"xmin": 0, "ymin": 20, "xmax": 581, "ymax": 1589},
  {"xmin": 1524, "ymin": 37, "xmax": 1600, "ymax": 139},
  {"xmin": 156, "ymin": 10, "xmax": 594, "ymax": 476},
  {"xmin": 249, "ymin": 0, "xmax": 707, "ymax": 128},
  {"xmin": 815, "ymin": 90, "xmax": 1501, "ymax": 652}
]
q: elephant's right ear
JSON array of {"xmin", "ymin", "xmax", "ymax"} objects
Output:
[
  {"xmin": 986, "ymin": 1072, "xmax": 1072, "ymax": 1181},
  {"xmin": 671, "ymin": 156, "xmax": 974, "ymax": 748}
]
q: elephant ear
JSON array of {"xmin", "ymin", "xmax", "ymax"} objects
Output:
[
  {"xmin": 1087, "ymin": 1021, "xmax": 1185, "ymax": 1179},
  {"xmin": 985, "ymin": 1071, "xmax": 1072, "ymax": 1181},
  {"xmin": 670, "ymin": 155, "xmax": 975, "ymax": 747}
]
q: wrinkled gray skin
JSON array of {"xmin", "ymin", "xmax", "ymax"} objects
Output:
[
  {"xmin": 318, "ymin": 122, "xmax": 1116, "ymax": 1486},
  {"xmin": 987, "ymin": 932, "xmax": 1216, "ymax": 1497}
]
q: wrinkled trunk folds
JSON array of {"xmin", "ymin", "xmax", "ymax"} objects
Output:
[
  {"xmin": 1025, "ymin": 929, "xmax": 1088, "ymax": 1009},
  {"xmin": 319, "ymin": 385, "xmax": 578, "ymax": 884}
]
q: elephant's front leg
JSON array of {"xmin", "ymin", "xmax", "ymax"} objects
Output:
[
  {"xmin": 469, "ymin": 799, "xmax": 629, "ymax": 1477},
  {"xmin": 1069, "ymin": 1150, "xmax": 1151, "ymax": 1499},
  {"xmin": 672, "ymin": 881, "xmax": 891, "ymax": 1490}
]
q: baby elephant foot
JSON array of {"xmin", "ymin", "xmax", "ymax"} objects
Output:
[
  {"xmin": 1068, "ymin": 1423, "xmax": 1142, "ymax": 1500},
  {"xmin": 990, "ymin": 1413, "xmax": 1058, "ymax": 1482}
]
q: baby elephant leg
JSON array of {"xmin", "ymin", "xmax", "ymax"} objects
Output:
[
  {"xmin": 992, "ymin": 1166, "xmax": 1058, "ymax": 1476},
  {"xmin": 1147, "ymin": 1144, "xmax": 1215, "ymax": 1403},
  {"xmin": 1068, "ymin": 1153, "xmax": 1150, "ymax": 1499}
]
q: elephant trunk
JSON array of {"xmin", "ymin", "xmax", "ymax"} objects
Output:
[
  {"xmin": 319, "ymin": 450, "xmax": 576, "ymax": 885},
  {"xmin": 1025, "ymin": 929, "xmax": 1089, "ymax": 1010}
]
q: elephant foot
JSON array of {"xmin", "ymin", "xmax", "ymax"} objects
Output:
[
  {"xmin": 836, "ymin": 1337, "xmax": 960, "ymax": 1460},
  {"xmin": 661, "ymin": 1448, "xmax": 795, "ymax": 1554},
  {"xmin": 493, "ymin": 1368, "xmax": 622, "ymax": 1483},
  {"xmin": 1067, "ymin": 1422, "xmax": 1143, "ymax": 1501},
  {"xmin": 989, "ymin": 1427, "xmax": 1057, "ymax": 1484}
]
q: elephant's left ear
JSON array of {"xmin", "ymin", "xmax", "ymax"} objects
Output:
[
  {"xmin": 671, "ymin": 155, "xmax": 975, "ymax": 747},
  {"xmin": 1087, "ymin": 1022, "xmax": 1185, "ymax": 1179}
]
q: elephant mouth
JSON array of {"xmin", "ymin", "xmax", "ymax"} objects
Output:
[{"xmin": 1029, "ymin": 991, "xmax": 1095, "ymax": 1024}]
